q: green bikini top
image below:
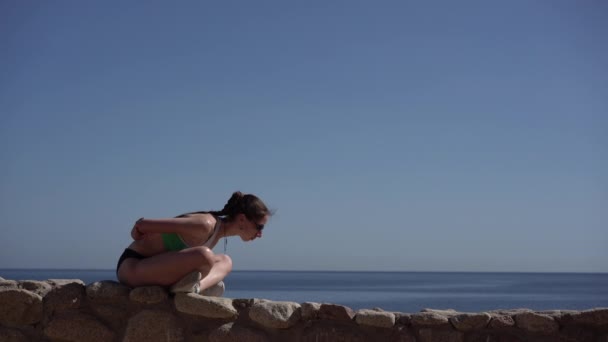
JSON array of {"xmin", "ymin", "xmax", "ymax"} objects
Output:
[
  {"xmin": 161, "ymin": 232, "xmax": 189, "ymax": 251},
  {"xmin": 161, "ymin": 217, "xmax": 222, "ymax": 251}
]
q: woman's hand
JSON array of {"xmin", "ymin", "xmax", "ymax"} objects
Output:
[{"xmin": 131, "ymin": 217, "xmax": 145, "ymax": 240}]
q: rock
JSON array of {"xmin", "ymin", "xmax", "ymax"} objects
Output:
[
  {"xmin": 488, "ymin": 315, "xmax": 515, "ymax": 329},
  {"xmin": 233, "ymin": 298, "xmax": 264, "ymax": 309},
  {"xmin": 44, "ymin": 313, "xmax": 114, "ymax": 342},
  {"xmin": 541, "ymin": 310, "xmax": 578, "ymax": 325},
  {"xmin": 421, "ymin": 308, "xmax": 459, "ymax": 316},
  {"xmin": 488, "ymin": 309, "xmax": 532, "ymax": 316},
  {"xmin": 449, "ymin": 312, "xmax": 491, "ymax": 331},
  {"xmin": 418, "ymin": 328, "xmax": 464, "ymax": 342},
  {"xmin": 0, "ymin": 280, "xmax": 19, "ymax": 289},
  {"xmin": 123, "ymin": 310, "xmax": 183, "ymax": 342},
  {"xmin": 249, "ymin": 301, "xmax": 301, "ymax": 329},
  {"xmin": 0, "ymin": 288, "xmax": 43, "ymax": 325},
  {"xmin": 559, "ymin": 325, "xmax": 598, "ymax": 342},
  {"xmin": 465, "ymin": 332, "xmax": 524, "ymax": 342},
  {"xmin": 47, "ymin": 279, "xmax": 85, "ymax": 287},
  {"xmin": 0, "ymin": 327, "xmax": 29, "ymax": 342},
  {"xmin": 514, "ymin": 312, "xmax": 559, "ymax": 334},
  {"xmin": 355, "ymin": 309, "xmax": 395, "ymax": 328},
  {"xmin": 395, "ymin": 312, "xmax": 412, "ymax": 325},
  {"xmin": 43, "ymin": 281, "xmax": 85, "ymax": 315},
  {"xmin": 565, "ymin": 308, "xmax": 608, "ymax": 327},
  {"xmin": 90, "ymin": 304, "xmax": 129, "ymax": 331},
  {"xmin": 301, "ymin": 302, "xmax": 321, "ymax": 320},
  {"xmin": 18, "ymin": 280, "xmax": 52, "ymax": 297},
  {"xmin": 301, "ymin": 324, "xmax": 367, "ymax": 342},
  {"xmin": 410, "ymin": 311, "xmax": 451, "ymax": 327},
  {"xmin": 86, "ymin": 281, "xmax": 130, "ymax": 302},
  {"xmin": 174, "ymin": 293, "xmax": 237, "ymax": 319},
  {"xmin": 390, "ymin": 326, "xmax": 417, "ymax": 342},
  {"xmin": 209, "ymin": 322, "xmax": 269, "ymax": 342},
  {"xmin": 537, "ymin": 309, "xmax": 564, "ymax": 317},
  {"xmin": 129, "ymin": 286, "xmax": 168, "ymax": 304},
  {"xmin": 318, "ymin": 303, "xmax": 356, "ymax": 322}
]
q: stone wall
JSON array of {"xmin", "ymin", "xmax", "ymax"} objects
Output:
[{"xmin": 1, "ymin": 276, "xmax": 607, "ymax": 342}]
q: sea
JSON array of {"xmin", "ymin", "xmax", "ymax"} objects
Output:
[{"xmin": 1, "ymin": 269, "xmax": 607, "ymax": 313}]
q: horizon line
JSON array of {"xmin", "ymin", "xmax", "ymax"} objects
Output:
[{"xmin": 1, "ymin": 268, "xmax": 607, "ymax": 275}]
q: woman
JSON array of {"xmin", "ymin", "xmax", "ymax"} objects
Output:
[{"xmin": 116, "ymin": 191, "xmax": 271, "ymax": 295}]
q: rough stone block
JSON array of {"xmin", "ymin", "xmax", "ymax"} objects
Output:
[
  {"xmin": 44, "ymin": 313, "xmax": 114, "ymax": 342},
  {"xmin": 0, "ymin": 288, "xmax": 43, "ymax": 325},
  {"xmin": 355, "ymin": 309, "xmax": 395, "ymax": 328},
  {"xmin": 390, "ymin": 326, "xmax": 416, "ymax": 342},
  {"xmin": 0, "ymin": 327, "xmax": 29, "ymax": 342},
  {"xmin": 565, "ymin": 308, "xmax": 608, "ymax": 327},
  {"xmin": 232, "ymin": 298, "xmax": 263, "ymax": 309},
  {"xmin": 541, "ymin": 310, "xmax": 578, "ymax": 325},
  {"xmin": 395, "ymin": 312, "xmax": 412, "ymax": 325},
  {"xmin": 514, "ymin": 312, "xmax": 559, "ymax": 334},
  {"xmin": 0, "ymin": 280, "xmax": 19, "ymax": 289},
  {"xmin": 449, "ymin": 312, "xmax": 491, "ymax": 331},
  {"xmin": 209, "ymin": 322, "xmax": 269, "ymax": 342},
  {"xmin": 421, "ymin": 308, "xmax": 459, "ymax": 315},
  {"xmin": 489, "ymin": 309, "xmax": 532, "ymax": 316},
  {"xmin": 90, "ymin": 303, "xmax": 129, "ymax": 331},
  {"xmin": 123, "ymin": 310, "xmax": 183, "ymax": 342},
  {"xmin": 18, "ymin": 280, "xmax": 52, "ymax": 297},
  {"xmin": 318, "ymin": 303, "xmax": 356, "ymax": 322},
  {"xmin": 418, "ymin": 328, "xmax": 464, "ymax": 342},
  {"xmin": 559, "ymin": 325, "xmax": 598, "ymax": 342},
  {"xmin": 465, "ymin": 332, "xmax": 525, "ymax": 342},
  {"xmin": 129, "ymin": 286, "xmax": 168, "ymax": 304},
  {"xmin": 489, "ymin": 315, "xmax": 515, "ymax": 329},
  {"xmin": 174, "ymin": 293, "xmax": 237, "ymax": 319},
  {"xmin": 411, "ymin": 312, "xmax": 451, "ymax": 327},
  {"xmin": 249, "ymin": 300, "xmax": 301, "ymax": 329},
  {"xmin": 301, "ymin": 302, "xmax": 321, "ymax": 320},
  {"xmin": 301, "ymin": 324, "xmax": 367, "ymax": 342},
  {"xmin": 47, "ymin": 279, "xmax": 85, "ymax": 287},
  {"xmin": 86, "ymin": 281, "xmax": 130, "ymax": 303},
  {"xmin": 43, "ymin": 281, "xmax": 85, "ymax": 315}
]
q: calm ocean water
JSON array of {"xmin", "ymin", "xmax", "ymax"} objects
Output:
[{"xmin": 1, "ymin": 269, "xmax": 607, "ymax": 312}]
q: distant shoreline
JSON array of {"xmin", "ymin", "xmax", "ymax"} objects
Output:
[{"xmin": 2, "ymin": 268, "xmax": 607, "ymax": 274}]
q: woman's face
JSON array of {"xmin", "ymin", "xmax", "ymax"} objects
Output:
[{"xmin": 239, "ymin": 214, "xmax": 269, "ymax": 241}]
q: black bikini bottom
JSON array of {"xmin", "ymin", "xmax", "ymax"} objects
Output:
[{"xmin": 116, "ymin": 248, "xmax": 147, "ymax": 274}]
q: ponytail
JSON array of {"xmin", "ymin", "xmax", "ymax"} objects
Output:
[{"xmin": 176, "ymin": 191, "xmax": 269, "ymax": 221}]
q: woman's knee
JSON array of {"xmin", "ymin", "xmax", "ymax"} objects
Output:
[
  {"xmin": 189, "ymin": 246, "xmax": 214, "ymax": 260},
  {"xmin": 217, "ymin": 254, "xmax": 233, "ymax": 272}
]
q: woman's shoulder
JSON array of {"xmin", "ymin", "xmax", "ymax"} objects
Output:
[
  {"xmin": 181, "ymin": 213, "xmax": 217, "ymax": 229},
  {"xmin": 178, "ymin": 213, "xmax": 217, "ymax": 245}
]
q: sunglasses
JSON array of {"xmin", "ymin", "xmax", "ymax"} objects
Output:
[{"xmin": 246, "ymin": 215, "xmax": 265, "ymax": 231}]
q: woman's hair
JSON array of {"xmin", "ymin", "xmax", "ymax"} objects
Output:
[{"xmin": 177, "ymin": 191, "xmax": 271, "ymax": 222}]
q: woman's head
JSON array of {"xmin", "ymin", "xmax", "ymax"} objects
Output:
[
  {"xmin": 177, "ymin": 191, "xmax": 272, "ymax": 239},
  {"xmin": 220, "ymin": 191, "xmax": 271, "ymax": 241},
  {"xmin": 219, "ymin": 191, "xmax": 271, "ymax": 223}
]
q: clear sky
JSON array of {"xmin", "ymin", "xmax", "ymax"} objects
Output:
[{"xmin": 1, "ymin": 1, "xmax": 606, "ymax": 272}]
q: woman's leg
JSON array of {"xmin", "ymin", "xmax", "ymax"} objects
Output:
[
  {"xmin": 117, "ymin": 246, "xmax": 232, "ymax": 289},
  {"xmin": 198, "ymin": 254, "xmax": 232, "ymax": 291}
]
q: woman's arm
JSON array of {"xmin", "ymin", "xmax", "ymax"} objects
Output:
[{"xmin": 131, "ymin": 216, "xmax": 210, "ymax": 240}]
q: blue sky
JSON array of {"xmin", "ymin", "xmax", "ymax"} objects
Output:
[{"xmin": 1, "ymin": 1, "xmax": 606, "ymax": 272}]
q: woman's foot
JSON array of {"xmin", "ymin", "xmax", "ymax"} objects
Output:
[
  {"xmin": 201, "ymin": 281, "xmax": 225, "ymax": 297},
  {"xmin": 170, "ymin": 271, "xmax": 202, "ymax": 294}
]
